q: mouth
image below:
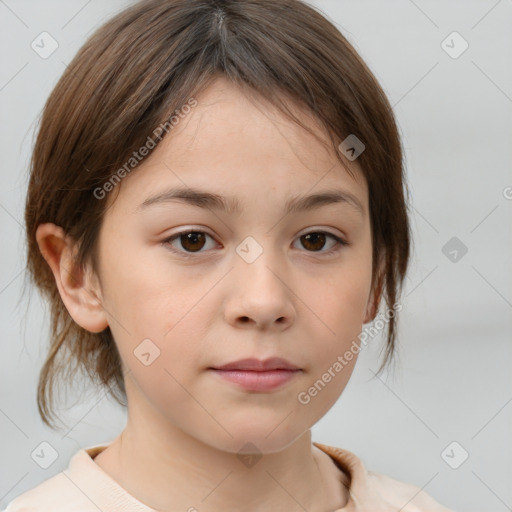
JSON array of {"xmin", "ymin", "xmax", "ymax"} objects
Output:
[
  {"xmin": 209, "ymin": 358, "xmax": 302, "ymax": 392},
  {"xmin": 211, "ymin": 357, "xmax": 300, "ymax": 372}
]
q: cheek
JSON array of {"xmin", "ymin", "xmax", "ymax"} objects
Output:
[
  {"xmin": 310, "ymin": 264, "xmax": 372, "ymax": 337},
  {"xmin": 100, "ymin": 270, "xmax": 219, "ymax": 403},
  {"xmin": 300, "ymin": 257, "xmax": 372, "ymax": 390},
  {"xmin": 99, "ymin": 238, "xmax": 212, "ymax": 337}
]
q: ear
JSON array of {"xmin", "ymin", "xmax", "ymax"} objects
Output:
[
  {"xmin": 35, "ymin": 223, "xmax": 109, "ymax": 333},
  {"xmin": 363, "ymin": 266, "xmax": 384, "ymax": 324}
]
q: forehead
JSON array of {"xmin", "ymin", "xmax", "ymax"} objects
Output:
[{"xmin": 106, "ymin": 76, "xmax": 368, "ymax": 215}]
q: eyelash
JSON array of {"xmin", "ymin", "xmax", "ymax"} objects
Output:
[{"xmin": 161, "ymin": 229, "xmax": 349, "ymax": 258}]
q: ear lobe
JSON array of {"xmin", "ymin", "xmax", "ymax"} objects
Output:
[{"xmin": 35, "ymin": 223, "xmax": 109, "ymax": 333}]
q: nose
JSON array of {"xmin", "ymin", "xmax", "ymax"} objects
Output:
[{"xmin": 224, "ymin": 247, "xmax": 296, "ymax": 331}]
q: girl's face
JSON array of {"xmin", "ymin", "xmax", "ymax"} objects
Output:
[{"xmin": 94, "ymin": 76, "xmax": 375, "ymax": 454}]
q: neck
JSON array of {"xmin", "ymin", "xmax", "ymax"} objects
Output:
[{"xmin": 95, "ymin": 410, "xmax": 349, "ymax": 512}]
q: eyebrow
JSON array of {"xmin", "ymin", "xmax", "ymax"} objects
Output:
[{"xmin": 137, "ymin": 186, "xmax": 365, "ymax": 216}]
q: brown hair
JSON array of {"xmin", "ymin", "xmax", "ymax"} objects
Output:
[{"xmin": 24, "ymin": 0, "xmax": 411, "ymax": 430}]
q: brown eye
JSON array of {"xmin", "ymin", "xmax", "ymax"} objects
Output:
[
  {"xmin": 300, "ymin": 232, "xmax": 327, "ymax": 251},
  {"xmin": 179, "ymin": 232, "xmax": 207, "ymax": 252},
  {"xmin": 164, "ymin": 230, "xmax": 216, "ymax": 255},
  {"xmin": 295, "ymin": 231, "xmax": 348, "ymax": 255}
]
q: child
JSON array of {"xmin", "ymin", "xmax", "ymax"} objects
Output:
[{"xmin": 5, "ymin": 0, "xmax": 454, "ymax": 510}]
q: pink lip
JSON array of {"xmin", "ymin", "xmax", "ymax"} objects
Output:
[
  {"xmin": 210, "ymin": 358, "xmax": 301, "ymax": 392},
  {"xmin": 210, "ymin": 369, "xmax": 300, "ymax": 391},
  {"xmin": 212, "ymin": 357, "xmax": 299, "ymax": 371}
]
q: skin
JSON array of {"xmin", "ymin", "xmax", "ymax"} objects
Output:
[{"xmin": 37, "ymin": 76, "xmax": 381, "ymax": 512}]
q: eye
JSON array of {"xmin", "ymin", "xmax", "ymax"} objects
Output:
[
  {"xmin": 162, "ymin": 229, "xmax": 348, "ymax": 257},
  {"xmin": 293, "ymin": 231, "xmax": 349, "ymax": 255},
  {"xmin": 163, "ymin": 230, "xmax": 217, "ymax": 255}
]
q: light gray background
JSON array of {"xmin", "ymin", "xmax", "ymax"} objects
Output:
[{"xmin": 1, "ymin": 1, "xmax": 511, "ymax": 511}]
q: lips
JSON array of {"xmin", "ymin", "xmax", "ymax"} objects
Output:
[
  {"xmin": 211, "ymin": 357, "xmax": 300, "ymax": 371},
  {"xmin": 210, "ymin": 358, "xmax": 301, "ymax": 392},
  {"xmin": 209, "ymin": 358, "xmax": 302, "ymax": 391}
]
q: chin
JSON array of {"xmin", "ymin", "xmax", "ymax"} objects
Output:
[{"xmin": 200, "ymin": 420, "xmax": 308, "ymax": 456}]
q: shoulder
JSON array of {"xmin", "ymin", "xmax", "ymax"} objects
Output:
[
  {"xmin": 364, "ymin": 471, "xmax": 454, "ymax": 511},
  {"xmin": 313, "ymin": 442, "xmax": 454, "ymax": 511},
  {"xmin": 2, "ymin": 471, "xmax": 94, "ymax": 512},
  {"xmin": 2, "ymin": 445, "xmax": 111, "ymax": 512}
]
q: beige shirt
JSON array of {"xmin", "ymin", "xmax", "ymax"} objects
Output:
[{"xmin": 3, "ymin": 441, "xmax": 454, "ymax": 511}]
